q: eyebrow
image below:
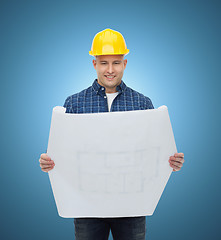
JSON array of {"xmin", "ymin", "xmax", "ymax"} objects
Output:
[{"xmin": 99, "ymin": 60, "xmax": 122, "ymax": 63}]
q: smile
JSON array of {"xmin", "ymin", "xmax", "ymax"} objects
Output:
[{"xmin": 105, "ymin": 75, "xmax": 115, "ymax": 79}]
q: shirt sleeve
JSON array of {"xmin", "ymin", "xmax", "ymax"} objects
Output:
[
  {"xmin": 144, "ymin": 96, "xmax": 154, "ymax": 109},
  {"xmin": 63, "ymin": 96, "xmax": 73, "ymax": 113}
]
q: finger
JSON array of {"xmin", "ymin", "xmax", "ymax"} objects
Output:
[
  {"xmin": 41, "ymin": 166, "xmax": 54, "ymax": 172},
  {"xmin": 170, "ymin": 162, "xmax": 181, "ymax": 171},
  {"xmin": 174, "ymin": 152, "xmax": 184, "ymax": 158},
  {"xmin": 169, "ymin": 160, "xmax": 183, "ymax": 168},
  {"xmin": 169, "ymin": 156, "xmax": 184, "ymax": 164},
  {"xmin": 39, "ymin": 158, "xmax": 54, "ymax": 164},
  {"xmin": 40, "ymin": 153, "xmax": 51, "ymax": 161},
  {"xmin": 40, "ymin": 163, "xmax": 55, "ymax": 169},
  {"xmin": 41, "ymin": 164, "xmax": 55, "ymax": 169},
  {"xmin": 177, "ymin": 158, "xmax": 185, "ymax": 164}
]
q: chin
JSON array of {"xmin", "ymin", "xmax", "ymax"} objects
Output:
[{"xmin": 107, "ymin": 82, "xmax": 119, "ymax": 87}]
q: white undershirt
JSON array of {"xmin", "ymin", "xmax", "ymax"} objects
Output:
[{"xmin": 106, "ymin": 92, "xmax": 119, "ymax": 112}]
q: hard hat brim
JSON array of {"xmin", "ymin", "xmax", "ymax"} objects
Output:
[{"xmin": 89, "ymin": 49, "xmax": 129, "ymax": 56}]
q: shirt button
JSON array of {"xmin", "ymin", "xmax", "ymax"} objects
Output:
[{"xmin": 104, "ymin": 96, "xmax": 107, "ymax": 98}]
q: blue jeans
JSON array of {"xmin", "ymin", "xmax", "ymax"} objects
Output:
[{"xmin": 74, "ymin": 216, "xmax": 146, "ymax": 240}]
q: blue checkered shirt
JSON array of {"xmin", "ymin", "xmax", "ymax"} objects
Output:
[{"xmin": 63, "ymin": 79, "xmax": 154, "ymax": 113}]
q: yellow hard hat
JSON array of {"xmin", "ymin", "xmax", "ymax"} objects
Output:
[{"xmin": 89, "ymin": 28, "xmax": 129, "ymax": 56}]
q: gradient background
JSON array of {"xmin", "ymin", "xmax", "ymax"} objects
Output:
[{"xmin": 1, "ymin": 0, "xmax": 220, "ymax": 239}]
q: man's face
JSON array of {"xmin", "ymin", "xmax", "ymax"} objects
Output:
[{"xmin": 92, "ymin": 55, "xmax": 127, "ymax": 93}]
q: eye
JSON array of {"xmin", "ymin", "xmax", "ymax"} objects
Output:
[
  {"xmin": 101, "ymin": 62, "xmax": 107, "ymax": 64},
  {"xmin": 114, "ymin": 62, "xmax": 120, "ymax": 64}
]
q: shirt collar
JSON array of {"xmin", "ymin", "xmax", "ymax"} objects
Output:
[{"xmin": 92, "ymin": 79, "xmax": 127, "ymax": 94}]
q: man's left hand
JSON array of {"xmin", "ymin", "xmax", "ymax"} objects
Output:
[{"xmin": 169, "ymin": 153, "xmax": 184, "ymax": 172}]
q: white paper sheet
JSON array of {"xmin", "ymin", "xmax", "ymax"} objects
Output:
[{"xmin": 47, "ymin": 105, "xmax": 177, "ymax": 218}]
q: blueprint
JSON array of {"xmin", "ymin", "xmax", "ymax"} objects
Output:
[{"xmin": 47, "ymin": 106, "xmax": 177, "ymax": 218}]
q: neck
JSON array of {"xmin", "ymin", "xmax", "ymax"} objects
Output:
[
  {"xmin": 105, "ymin": 88, "xmax": 117, "ymax": 93},
  {"xmin": 96, "ymin": 79, "xmax": 121, "ymax": 93}
]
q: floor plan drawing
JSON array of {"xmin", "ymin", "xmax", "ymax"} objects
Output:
[{"xmin": 77, "ymin": 147, "xmax": 161, "ymax": 194}]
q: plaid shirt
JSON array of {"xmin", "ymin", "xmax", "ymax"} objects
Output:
[{"xmin": 63, "ymin": 79, "xmax": 154, "ymax": 113}]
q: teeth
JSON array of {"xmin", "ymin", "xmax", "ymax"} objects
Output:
[{"xmin": 106, "ymin": 76, "xmax": 114, "ymax": 79}]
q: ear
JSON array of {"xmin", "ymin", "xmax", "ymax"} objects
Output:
[
  {"xmin": 92, "ymin": 59, "xmax": 97, "ymax": 70},
  {"xmin": 123, "ymin": 59, "xmax": 127, "ymax": 69}
]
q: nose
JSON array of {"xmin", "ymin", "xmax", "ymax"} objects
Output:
[{"xmin": 107, "ymin": 64, "xmax": 113, "ymax": 74}]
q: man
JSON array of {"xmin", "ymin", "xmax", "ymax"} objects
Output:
[{"xmin": 39, "ymin": 28, "xmax": 184, "ymax": 240}]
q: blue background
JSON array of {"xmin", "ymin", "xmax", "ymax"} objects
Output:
[{"xmin": 1, "ymin": 0, "xmax": 220, "ymax": 239}]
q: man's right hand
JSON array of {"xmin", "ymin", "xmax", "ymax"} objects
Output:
[{"xmin": 39, "ymin": 153, "xmax": 55, "ymax": 172}]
